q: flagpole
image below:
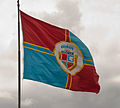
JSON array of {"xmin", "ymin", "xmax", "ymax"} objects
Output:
[{"xmin": 17, "ymin": 0, "xmax": 21, "ymax": 108}]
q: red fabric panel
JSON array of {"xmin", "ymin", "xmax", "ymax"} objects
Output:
[
  {"xmin": 71, "ymin": 65, "xmax": 100, "ymax": 94},
  {"xmin": 20, "ymin": 11, "xmax": 65, "ymax": 52}
]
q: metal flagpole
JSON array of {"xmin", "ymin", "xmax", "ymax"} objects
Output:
[{"xmin": 17, "ymin": 0, "xmax": 21, "ymax": 108}]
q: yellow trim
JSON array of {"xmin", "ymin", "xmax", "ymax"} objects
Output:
[
  {"xmin": 65, "ymin": 74, "xmax": 69, "ymax": 88},
  {"xmin": 59, "ymin": 52, "xmax": 61, "ymax": 59},
  {"xmin": 68, "ymin": 31, "xmax": 71, "ymax": 42},
  {"xmin": 53, "ymin": 41, "xmax": 84, "ymax": 76},
  {"xmin": 65, "ymin": 30, "xmax": 71, "ymax": 42},
  {"xmin": 24, "ymin": 41, "xmax": 50, "ymax": 51},
  {"xmin": 65, "ymin": 29, "xmax": 67, "ymax": 42},
  {"xmin": 69, "ymin": 75, "xmax": 72, "ymax": 89},
  {"xmin": 24, "ymin": 46, "xmax": 55, "ymax": 56},
  {"xmin": 84, "ymin": 59, "xmax": 93, "ymax": 62},
  {"xmin": 84, "ymin": 63, "xmax": 94, "ymax": 66}
]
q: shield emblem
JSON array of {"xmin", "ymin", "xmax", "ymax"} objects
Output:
[
  {"xmin": 54, "ymin": 42, "xmax": 83, "ymax": 75},
  {"xmin": 59, "ymin": 52, "xmax": 78, "ymax": 71}
]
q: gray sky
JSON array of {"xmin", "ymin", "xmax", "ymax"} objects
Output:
[{"xmin": 0, "ymin": 0, "xmax": 120, "ymax": 108}]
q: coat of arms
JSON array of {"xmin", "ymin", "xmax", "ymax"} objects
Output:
[
  {"xmin": 54, "ymin": 42, "xmax": 83, "ymax": 75},
  {"xmin": 59, "ymin": 50, "xmax": 78, "ymax": 71}
]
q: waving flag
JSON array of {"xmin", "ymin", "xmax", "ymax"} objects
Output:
[{"xmin": 20, "ymin": 11, "xmax": 100, "ymax": 94}]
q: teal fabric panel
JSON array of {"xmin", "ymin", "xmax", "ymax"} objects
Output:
[
  {"xmin": 70, "ymin": 32, "xmax": 93, "ymax": 61},
  {"xmin": 83, "ymin": 60, "xmax": 94, "ymax": 65},
  {"xmin": 24, "ymin": 47, "xmax": 68, "ymax": 88}
]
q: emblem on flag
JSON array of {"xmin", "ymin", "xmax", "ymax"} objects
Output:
[{"xmin": 54, "ymin": 42, "xmax": 83, "ymax": 75}]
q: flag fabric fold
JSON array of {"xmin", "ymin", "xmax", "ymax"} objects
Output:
[{"xmin": 20, "ymin": 10, "xmax": 100, "ymax": 94}]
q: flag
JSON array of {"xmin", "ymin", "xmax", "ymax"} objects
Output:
[{"xmin": 20, "ymin": 11, "xmax": 100, "ymax": 94}]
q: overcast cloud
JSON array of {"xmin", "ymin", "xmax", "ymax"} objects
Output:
[{"xmin": 0, "ymin": 0, "xmax": 120, "ymax": 108}]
